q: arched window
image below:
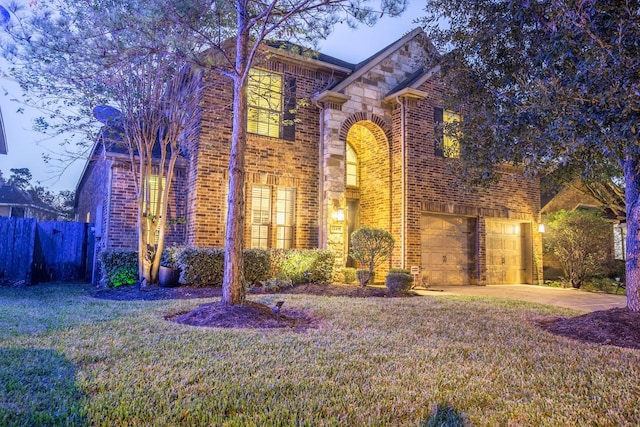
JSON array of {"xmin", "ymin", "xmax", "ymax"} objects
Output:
[{"xmin": 346, "ymin": 144, "xmax": 358, "ymax": 187}]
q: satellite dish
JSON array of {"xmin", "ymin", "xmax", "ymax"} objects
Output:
[
  {"xmin": 0, "ymin": 6, "xmax": 9, "ymax": 25},
  {"xmin": 92, "ymin": 105, "xmax": 123, "ymax": 125}
]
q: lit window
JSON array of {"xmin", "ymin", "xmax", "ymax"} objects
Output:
[
  {"xmin": 443, "ymin": 110, "xmax": 461, "ymax": 158},
  {"xmin": 248, "ymin": 69, "xmax": 282, "ymax": 138},
  {"xmin": 144, "ymin": 174, "xmax": 164, "ymax": 243},
  {"xmin": 434, "ymin": 108, "xmax": 462, "ymax": 158},
  {"xmin": 251, "ymin": 185, "xmax": 271, "ymax": 249},
  {"xmin": 276, "ymin": 188, "xmax": 295, "ymax": 249},
  {"xmin": 346, "ymin": 144, "xmax": 358, "ymax": 187}
]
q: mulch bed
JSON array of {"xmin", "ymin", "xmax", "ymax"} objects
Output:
[
  {"xmin": 535, "ymin": 308, "xmax": 640, "ymax": 350},
  {"xmin": 90, "ymin": 283, "xmax": 640, "ymax": 349}
]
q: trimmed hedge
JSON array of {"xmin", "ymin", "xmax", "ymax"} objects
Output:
[
  {"xmin": 243, "ymin": 249, "xmax": 272, "ymax": 287},
  {"xmin": 176, "ymin": 247, "xmax": 272, "ymax": 288},
  {"xmin": 101, "ymin": 247, "xmax": 332, "ymax": 288},
  {"xmin": 340, "ymin": 267, "xmax": 356, "ymax": 284},
  {"xmin": 177, "ymin": 247, "xmax": 225, "ymax": 287},
  {"xmin": 271, "ymin": 249, "xmax": 335, "ymax": 284},
  {"xmin": 99, "ymin": 250, "xmax": 138, "ymax": 288},
  {"xmin": 385, "ymin": 272, "xmax": 413, "ymax": 294}
]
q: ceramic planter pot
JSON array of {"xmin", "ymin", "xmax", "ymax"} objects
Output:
[{"xmin": 158, "ymin": 266, "xmax": 180, "ymax": 288}]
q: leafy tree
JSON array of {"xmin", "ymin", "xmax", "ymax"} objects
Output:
[
  {"xmin": 8, "ymin": 167, "xmax": 32, "ymax": 190},
  {"xmin": 544, "ymin": 210, "xmax": 611, "ymax": 289},
  {"xmin": 4, "ymin": 1, "xmax": 206, "ymax": 285},
  {"xmin": 419, "ymin": 0, "xmax": 640, "ymax": 310},
  {"xmin": 350, "ymin": 226, "xmax": 394, "ymax": 286},
  {"xmin": 3, "ymin": 0, "xmax": 407, "ymax": 303}
]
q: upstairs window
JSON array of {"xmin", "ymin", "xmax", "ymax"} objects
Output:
[
  {"xmin": 247, "ymin": 68, "xmax": 297, "ymax": 141},
  {"xmin": 434, "ymin": 107, "xmax": 462, "ymax": 158},
  {"xmin": 346, "ymin": 144, "xmax": 358, "ymax": 187}
]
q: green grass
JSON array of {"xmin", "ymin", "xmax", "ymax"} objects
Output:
[{"xmin": 1, "ymin": 283, "xmax": 639, "ymax": 426}]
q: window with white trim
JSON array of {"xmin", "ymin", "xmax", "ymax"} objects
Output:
[
  {"xmin": 276, "ymin": 188, "xmax": 295, "ymax": 249},
  {"xmin": 346, "ymin": 143, "xmax": 358, "ymax": 187},
  {"xmin": 251, "ymin": 185, "xmax": 271, "ymax": 249},
  {"xmin": 250, "ymin": 185, "xmax": 296, "ymax": 249}
]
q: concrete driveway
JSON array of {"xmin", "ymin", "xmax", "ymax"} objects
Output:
[{"xmin": 415, "ymin": 284, "xmax": 627, "ymax": 312}]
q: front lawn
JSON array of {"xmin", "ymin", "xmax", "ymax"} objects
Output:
[{"xmin": 1, "ymin": 283, "xmax": 638, "ymax": 426}]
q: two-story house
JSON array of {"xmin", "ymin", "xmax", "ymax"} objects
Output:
[{"xmin": 76, "ymin": 28, "xmax": 543, "ymax": 286}]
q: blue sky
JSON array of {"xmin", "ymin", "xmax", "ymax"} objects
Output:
[{"xmin": 0, "ymin": 1, "xmax": 424, "ymax": 192}]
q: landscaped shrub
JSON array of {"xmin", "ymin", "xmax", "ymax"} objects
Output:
[
  {"xmin": 99, "ymin": 250, "xmax": 138, "ymax": 288},
  {"xmin": 385, "ymin": 271, "xmax": 413, "ymax": 294},
  {"xmin": 356, "ymin": 269, "xmax": 374, "ymax": 286},
  {"xmin": 544, "ymin": 210, "xmax": 611, "ymax": 288},
  {"xmin": 243, "ymin": 249, "xmax": 271, "ymax": 287},
  {"xmin": 272, "ymin": 249, "xmax": 335, "ymax": 284},
  {"xmin": 350, "ymin": 227, "xmax": 394, "ymax": 286},
  {"xmin": 340, "ymin": 267, "xmax": 356, "ymax": 284},
  {"xmin": 177, "ymin": 247, "xmax": 224, "ymax": 287},
  {"xmin": 160, "ymin": 246, "xmax": 185, "ymax": 268},
  {"xmin": 259, "ymin": 277, "xmax": 293, "ymax": 291}
]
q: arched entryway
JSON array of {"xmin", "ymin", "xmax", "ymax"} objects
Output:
[{"xmin": 340, "ymin": 114, "xmax": 391, "ymax": 269}]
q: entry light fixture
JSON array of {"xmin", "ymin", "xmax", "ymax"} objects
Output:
[
  {"xmin": 332, "ymin": 209, "xmax": 345, "ymax": 222},
  {"xmin": 538, "ymin": 223, "xmax": 545, "ymax": 233}
]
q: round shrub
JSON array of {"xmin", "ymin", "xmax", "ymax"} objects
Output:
[{"xmin": 385, "ymin": 272, "xmax": 413, "ymax": 294}]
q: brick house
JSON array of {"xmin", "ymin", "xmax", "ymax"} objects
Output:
[{"xmin": 76, "ymin": 28, "xmax": 543, "ymax": 286}]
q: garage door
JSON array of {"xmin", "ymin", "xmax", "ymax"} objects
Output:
[
  {"xmin": 421, "ymin": 214, "xmax": 474, "ymax": 285},
  {"xmin": 486, "ymin": 220, "xmax": 529, "ymax": 284}
]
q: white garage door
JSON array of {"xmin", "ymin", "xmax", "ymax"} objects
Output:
[
  {"xmin": 421, "ymin": 214, "xmax": 474, "ymax": 286},
  {"xmin": 486, "ymin": 220, "xmax": 530, "ymax": 284}
]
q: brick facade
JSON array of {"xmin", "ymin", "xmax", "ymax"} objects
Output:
[{"xmin": 77, "ymin": 28, "xmax": 543, "ymax": 285}]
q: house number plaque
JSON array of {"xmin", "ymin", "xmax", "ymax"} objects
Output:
[{"xmin": 330, "ymin": 225, "xmax": 343, "ymax": 234}]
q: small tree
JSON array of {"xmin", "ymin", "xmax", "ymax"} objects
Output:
[
  {"xmin": 544, "ymin": 210, "xmax": 611, "ymax": 289},
  {"xmin": 350, "ymin": 226, "xmax": 394, "ymax": 286}
]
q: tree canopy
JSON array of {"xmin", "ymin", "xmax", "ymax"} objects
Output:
[{"xmin": 419, "ymin": 0, "xmax": 640, "ymax": 310}]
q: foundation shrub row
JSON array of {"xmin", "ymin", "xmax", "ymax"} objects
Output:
[{"xmin": 99, "ymin": 247, "xmax": 335, "ymax": 288}]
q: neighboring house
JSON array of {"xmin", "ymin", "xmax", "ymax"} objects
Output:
[
  {"xmin": 0, "ymin": 106, "xmax": 7, "ymax": 155},
  {"xmin": 76, "ymin": 28, "xmax": 544, "ymax": 286},
  {"xmin": 0, "ymin": 184, "xmax": 60, "ymax": 221},
  {"xmin": 541, "ymin": 179, "xmax": 626, "ymax": 279}
]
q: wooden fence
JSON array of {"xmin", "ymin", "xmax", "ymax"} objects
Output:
[{"xmin": 0, "ymin": 217, "xmax": 94, "ymax": 284}]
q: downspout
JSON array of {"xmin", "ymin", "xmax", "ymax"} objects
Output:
[
  {"xmin": 315, "ymin": 100, "xmax": 325, "ymax": 248},
  {"xmin": 395, "ymin": 96, "xmax": 406, "ymax": 269}
]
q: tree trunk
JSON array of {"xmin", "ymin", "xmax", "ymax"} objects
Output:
[
  {"xmin": 221, "ymin": 11, "xmax": 249, "ymax": 306},
  {"xmin": 623, "ymin": 157, "xmax": 640, "ymax": 311}
]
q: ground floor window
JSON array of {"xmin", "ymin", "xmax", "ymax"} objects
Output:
[{"xmin": 250, "ymin": 185, "xmax": 295, "ymax": 249}]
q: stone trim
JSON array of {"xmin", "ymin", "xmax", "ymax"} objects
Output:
[{"xmin": 338, "ymin": 111, "xmax": 392, "ymax": 142}]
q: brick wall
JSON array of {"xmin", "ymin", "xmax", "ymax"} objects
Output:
[{"xmin": 187, "ymin": 59, "xmax": 344, "ymax": 249}]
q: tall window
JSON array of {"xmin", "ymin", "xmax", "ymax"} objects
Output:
[
  {"xmin": 434, "ymin": 107, "xmax": 462, "ymax": 158},
  {"xmin": 346, "ymin": 144, "xmax": 358, "ymax": 187},
  {"xmin": 248, "ymin": 69, "xmax": 283, "ymax": 138},
  {"xmin": 251, "ymin": 185, "xmax": 271, "ymax": 249},
  {"xmin": 276, "ymin": 188, "xmax": 295, "ymax": 249},
  {"xmin": 143, "ymin": 174, "xmax": 164, "ymax": 243},
  {"xmin": 250, "ymin": 185, "xmax": 296, "ymax": 249}
]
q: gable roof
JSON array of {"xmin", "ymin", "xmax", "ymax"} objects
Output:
[
  {"xmin": 0, "ymin": 183, "xmax": 60, "ymax": 215},
  {"xmin": 0, "ymin": 107, "xmax": 7, "ymax": 155},
  {"xmin": 328, "ymin": 27, "xmax": 424, "ymax": 93}
]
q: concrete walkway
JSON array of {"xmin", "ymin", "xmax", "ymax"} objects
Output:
[{"xmin": 414, "ymin": 284, "xmax": 627, "ymax": 312}]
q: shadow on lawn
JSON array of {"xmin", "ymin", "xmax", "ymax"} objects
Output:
[{"xmin": 0, "ymin": 348, "xmax": 87, "ymax": 426}]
